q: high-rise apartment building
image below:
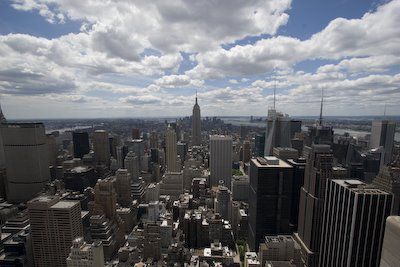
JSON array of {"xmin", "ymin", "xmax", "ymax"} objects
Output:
[
  {"xmin": 370, "ymin": 120, "xmax": 396, "ymax": 164},
  {"xmin": 294, "ymin": 144, "xmax": 333, "ymax": 267},
  {"xmin": 319, "ymin": 179, "xmax": 392, "ymax": 267},
  {"xmin": 210, "ymin": 135, "xmax": 233, "ymax": 188},
  {"xmin": 72, "ymin": 131, "xmax": 90, "ymax": 159},
  {"xmin": 28, "ymin": 195, "xmax": 83, "ymax": 267},
  {"xmin": 380, "ymin": 216, "xmax": 400, "ymax": 267},
  {"xmin": 93, "ymin": 130, "xmax": 110, "ymax": 166},
  {"xmin": 248, "ymin": 156, "xmax": 293, "ymax": 250},
  {"xmin": 1, "ymin": 123, "xmax": 50, "ymax": 203},
  {"xmin": 166, "ymin": 125, "xmax": 178, "ymax": 172},
  {"xmin": 192, "ymin": 95, "xmax": 201, "ymax": 146}
]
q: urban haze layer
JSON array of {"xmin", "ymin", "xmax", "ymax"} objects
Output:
[{"xmin": 1, "ymin": 1, "xmax": 400, "ymax": 267}]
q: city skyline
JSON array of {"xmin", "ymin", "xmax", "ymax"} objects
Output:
[{"xmin": 0, "ymin": 0, "xmax": 399, "ymax": 119}]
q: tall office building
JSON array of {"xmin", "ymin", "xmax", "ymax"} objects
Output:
[
  {"xmin": 294, "ymin": 144, "xmax": 333, "ymax": 267},
  {"xmin": 210, "ymin": 135, "xmax": 233, "ymax": 188},
  {"xmin": 131, "ymin": 128, "xmax": 140, "ymax": 139},
  {"xmin": 93, "ymin": 130, "xmax": 110, "ymax": 166},
  {"xmin": 67, "ymin": 237, "xmax": 105, "ymax": 267},
  {"xmin": 380, "ymin": 216, "xmax": 400, "ymax": 267},
  {"xmin": 319, "ymin": 179, "xmax": 392, "ymax": 267},
  {"xmin": 370, "ymin": 120, "xmax": 396, "ymax": 164},
  {"xmin": 0, "ymin": 102, "xmax": 6, "ymax": 123},
  {"xmin": 28, "ymin": 195, "xmax": 83, "ymax": 267},
  {"xmin": 242, "ymin": 140, "xmax": 251, "ymax": 163},
  {"xmin": 287, "ymin": 158, "xmax": 306, "ymax": 232},
  {"xmin": 248, "ymin": 156, "xmax": 293, "ymax": 250},
  {"xmin": 124, "ymin": 151, "xmax": 140, "ymax": 181},
  {"xmin": 192, "ymin": 95, "xmax": 201, "ymax": 146},
  {"xmin": 255, "ymin": 133, "xmax": 266, "ymax": 157},
  {"xmin": 0, "ymin": 123, "xmax": 50, "ymax": 203},
  {"xmin": 166, "ymin": 125, "xmax": 178, "ymax": 172},
  {"xmin": 373, "ymin": 163, "xmax": 400, "ymax": 215},
  {"xmin": 264, "ymin": 109, "xmax": 302, "ymax": 156},
  {"xmin": 72, "ymin": 131, "xmax": 90, "ymax": 159},
  {"xmin": 215, "ymin": 185, "xmax": 232, "ymax": 221},
  {"xmin": 93, "ymin": 178, "xmax": 117, "ymax": 220},
  {"xmin": 115, "ymin": 169, "xmax": 133, "ymax": 207}
]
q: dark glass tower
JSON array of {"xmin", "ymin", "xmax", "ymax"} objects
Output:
[
  {"xmin": 72, "ymin": 131, "xmax": 90, "ymax": 159},
  {"xmin": 248, "ymin": 156, "xmax": 293, "ymax": 250}
]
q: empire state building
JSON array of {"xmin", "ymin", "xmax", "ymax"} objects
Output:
[{"xmin": 192, "ymin": 94, "xmax": 201, "ymax": 146}]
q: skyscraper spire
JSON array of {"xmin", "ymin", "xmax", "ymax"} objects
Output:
[
  {"xmin": 319, "ymin": 88, "xmax": 324, "ymax": 126},
  {"xmin": 273, "ymin": 81, "xmax": 276, "ymax": 110},
  {"xmin": 195, "ymin": 90, "xmax": 198, "ymax": 104},
  {"xmin": 384, "ymin": 103, "xmax": 387, "ymax": 117}
]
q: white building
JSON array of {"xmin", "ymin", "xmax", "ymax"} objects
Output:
[{"xmin": 67, "ymin": 237, "xmax": 105, "ymax": 267}]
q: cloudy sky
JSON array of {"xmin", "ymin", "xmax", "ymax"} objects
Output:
[{"xmin": 0, "ymin": 0, "xmax": 399, "ymax": 119}]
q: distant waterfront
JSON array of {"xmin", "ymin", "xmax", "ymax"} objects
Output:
[{"xmin": 221, "ymin": 117, "xmax": 400, "ymax": 142}]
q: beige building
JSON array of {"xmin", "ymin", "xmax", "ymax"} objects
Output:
[
  {"xmin": 159, "ymin": 172, "xmax": 183, "ymax": 200},
  {"xmin": 114, "ymin": 169, "xmax": 132, "ymax": 207},
  {"xmin": 166, "ymin": 126, "xmax": 178, "ymax": 172},
  {"xmin": 381, "ymin": 216, "xmax": 400, "ymax": 267},
  {"xmin": 1, "ymin": 123, "xmax": 50, "ymax": 203},
  {"xmin": 28, "ymin": 195, "xmax": 83, "ymax": 267},
  {"xmin": 93, "ymin": 130, "xmax": 110, "ymax": 166},
  {"xmin": 67, "ymin": 237, "xmax": 105, "ymax": 267}
]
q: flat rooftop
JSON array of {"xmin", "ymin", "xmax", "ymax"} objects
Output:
[{"xmin": 252, "ymin": 156, "xmax": 292, "ymax": 168}]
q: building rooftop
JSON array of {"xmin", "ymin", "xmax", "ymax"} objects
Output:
[
  {"xmin": 253, "ymin": 157, "xmax": 292, "ymax": 168},
  {"xmin": 51, "ymin": 200, "xmax": 79, "ymax": 209},
  {"xmin": 333, "ymin": 179, "xmax": 390, "ymax": 195}
]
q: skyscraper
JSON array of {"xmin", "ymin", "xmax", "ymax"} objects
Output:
[
  {"xmin": 264, "ymin": 109, "xmax": 302, "ymax": 156},
  {"xmin": 294, "ymin": 144, "xmax": 333, "ymax": 267},
  {"xmin": 242, "ymin": 140, "xmax": 251, "ymax": 163},
  {"xmin": 192, "ymin": 94, "xmax": 201, "ymax": 146},
  {"xmin": 28, "ymin": 195, "xmax": 83, "ymax": 267},
  {"xmin": 93, "ymin": 130, "xmax": 110, "ymax": 166},
  {"xmin": 372, "ymin": 161, "xmax": 400, "ymax": 215},
  {"xmin": 380, "ymin": 216, "xmax": 400, "ymax": 267},
  {"xmin": 115, "ymin": 169, "xmax": 133, "ymax": 207},
  {"xmin": 209, "ymin": 135, "xmax": 233, "ymax": 188},
  {"xmin": 73, "ymin": 131, "xmax": 90, "ymax": 159},
  {"xmin": 319, "ymin": 179, "xmax": 392, "ymax": 267},
  {"xmin": 124, "ymin": 151, "xmax": 139, "ymax": 181},
  {"xmin": 166, "ymin": 125, "xmax": 178, "ymax": 172},
  {"xmin": 287, "ymin": 158, "xmax": 306, "ymax": 232},
  {"xmin": 215, "ymin": 185, "xmax": 232, "ymax": 221},
  {"xmin": 0, "ymin": 123, "xmax": 50, "ymax": 203},
  {"xmin": 370, "ymin": 120, "xmax": 396, "ymax": 164},
  {"xmin": 248, "ymin": 156, "xmax": 293, "ymax": 250}
]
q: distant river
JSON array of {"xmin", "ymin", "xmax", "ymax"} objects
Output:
[
  {"xmin": 221, "ymin": 118, "xmax": 400, "ymax": 142},
  {"xmin": 45, "ymin": 125, "xmax": 92, "ymax": 134}
]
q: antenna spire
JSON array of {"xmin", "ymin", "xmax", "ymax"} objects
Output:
[
  {"xmin": 319, "ymin": 88, "xmax": 324, "ymax": 126},
  {"xmin": 195, "ymin": 90, "xmax": 198, "ymax": 104},
  {"xmin": 384, "ymin": 103, "xmax": 387, "ymax": 117}
]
